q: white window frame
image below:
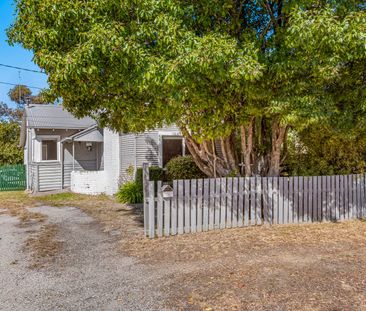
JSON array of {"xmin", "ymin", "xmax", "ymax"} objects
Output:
[
  {"xmin": 158, "ymin": 131, "xmax": 185, "ymax": 167},
  {"xmin": 37, "ymin": 135, "xmax": 61, "ymax": 162}
]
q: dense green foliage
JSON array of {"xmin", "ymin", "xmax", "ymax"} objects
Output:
[
  {"xmin": 8, "ymin": 85, "xmax": 31, "ymax": 106},
  {"xmin": 8, "ymin": 1, "xmax": 366, "ymax": 176},
  {"xmin": 118, "ymin": 166, "xmax": 164, "ymax": 204},
  {"xmin": 166, "ymin": 156, "xmax": 205, "ymax": 180},
  {"xmin": 116, "ymin": 181, "xmax": 143, "ymax": 204},
  {"xmin": 135, "ymin": 166, "xmax": 165, "ymax": 187},
  {"xmin": 8, "ymin": 85, "xmax": 50, "ymax": 106},
  {"xmin": 284, "ymin": 127, "xmax": 366, "ymax": 176},
  {"xmin": 0, "ymin": 122, "xmax": 23, "ymax": 165}
]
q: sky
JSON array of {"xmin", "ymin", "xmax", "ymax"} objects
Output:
[{"xmin": 0, "ymin": 0, "xmax": 48, "ymax": 108}]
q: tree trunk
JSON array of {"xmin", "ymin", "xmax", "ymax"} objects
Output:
[
  {"xmin": 179, "ymin": 118, "xmax": 289, "ymax": 178},
  {"xmin": 240, "ymin": 118, "xmax": 254, "ymax": 177},
  {"xmin": 268, "ymin": 120, "xmax": 288, "ymax": 177}
]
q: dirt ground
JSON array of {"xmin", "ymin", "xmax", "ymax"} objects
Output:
[
  {"xmin": 126, "ymin": 221, "xmax": 366, "ymax": 311},
  {"xmin": 1, "ymin": 191, "xmax": 366, "ymax": 310}
]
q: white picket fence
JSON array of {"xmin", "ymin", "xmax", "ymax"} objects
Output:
[{"xmin": 144, "ymin": 174, "xmax": 366, "ymax": 238}]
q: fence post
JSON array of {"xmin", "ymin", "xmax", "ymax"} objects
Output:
[{"xmin": 142, "ymin": 163, "xmax": 150, "ymax": 237}]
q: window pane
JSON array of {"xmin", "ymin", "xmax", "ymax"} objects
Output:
[
  {"xmin": 42, "ymin": 140, "xmax": 58, "ymax": 161},
  {"xmin": 162, "ymin": 138, "xmax": 183, "ymax": 166}
]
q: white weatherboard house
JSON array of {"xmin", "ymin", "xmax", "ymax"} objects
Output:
[{"xmin": 20, "ymin": 104, "xmax": 184, "ymax": 195}]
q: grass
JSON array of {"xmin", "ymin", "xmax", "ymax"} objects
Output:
[
  {"xmin": 36, "ymin": 192, "xmax": 144, "ymax": 236},
  {"xmin": 0, "ymin": 191, "xmax": 143, "ymax": 236},
  {"xmin": 0, "ymin": 191, "xmax": 45, "ymax": 223},
  {"xmin": 24, "ymin": 224, "xmax": 63, "ymax": 269},
  {"xmin": 36, "ymin": 192, "xmax": 107, "ymax": 206}
]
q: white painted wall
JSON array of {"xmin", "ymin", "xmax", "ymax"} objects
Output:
[
  {"xmin": 103, "ymin": 128, "xmax": 121, "ymax": 195},
  {"xmin": 71, "ymin": 171, "xmax": 106, "ymax": 195}
]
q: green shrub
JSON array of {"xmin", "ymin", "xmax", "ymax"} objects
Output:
[
  {"xmin": 116, "ymin": 181, "xmax": 143, "ymax": 204},
  {"xmin": 166, "ymin": 155, "xmax": 205, "ymax": 180},
  {"xmin": 135, "ymin": 166, "xmax": 165, "ymax": 187}
]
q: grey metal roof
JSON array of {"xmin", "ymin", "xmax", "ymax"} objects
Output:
[
  {"xmin": 61, "ymin": 125, "xmax": 104, "ymax": 143},
  {"xmin": 25, "ymin": 104, "xmax": 97, "ymax": 129}
]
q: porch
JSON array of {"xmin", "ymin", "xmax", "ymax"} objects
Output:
[{"xmin": 29, "ymin": 126, "xmax": 104, "ymax": 192}]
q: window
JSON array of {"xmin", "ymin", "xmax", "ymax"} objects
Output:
[
  {"xmin": 41, "ymin": 139, "xmax": 58, "ymax": 161},
  {"xmin": 162, "ymin": 136, "xmax": 183, "ymax": 166}
]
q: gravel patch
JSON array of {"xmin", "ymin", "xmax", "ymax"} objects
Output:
[{"xmin": 0, "ymin": 205, "xmax": 172, "ymax": 311}]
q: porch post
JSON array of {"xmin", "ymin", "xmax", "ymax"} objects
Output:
[
  {"xmin": 72, "ymin": 141, "xmax": 75, "ymax": 171},
  {"xmin": 60, "ymin": 142, "xmax": 64, "ymax": 189}
]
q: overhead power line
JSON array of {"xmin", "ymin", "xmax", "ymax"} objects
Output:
[
  {"xmin": 0, "ymin": 63, "xmax": 46, "ymax": 74},
  {"xmin": 0, "ymin": 81, "xmax": 44, "ymax": 90}
]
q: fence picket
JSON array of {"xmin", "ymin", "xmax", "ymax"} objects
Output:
[
  {"xmin": 283, "ymin": 177, "xmax": 289, "ymax": 224},
  {"xmin": 288, "ymin": 177, "xmax": 293, "ymax": 224},
  {"xmin": 210, "ymin": 178, "xmax": 221, "ymax": 229},
  {"xmin": 357, "ymin": 174, "xmax": 362, "ymax": 218},
  {"xmin": 157, "ymin": 181, "xmax": 163, "ymax": 237},
  {"xmin": 345, "ymin": 174, "xmax": 349, "ymax": 219},
  {"xmin": 273, "ymin": 177, "xmax": 279, "ymax": 225},
  {"xmin": 339, "ymin": 175, "xmax": 344, "ymax": 221},
  {"xmin": 256, "ymin": 177, "xmax": 262, "ymax": 225},
  {"xmin": 298, "ymin": 177, "xmax": 304, "ymax": 223},
  {"xmin": 278, "ymin": 178, "xmax": 284, "ymax": 224},
  {"xmin": 226, "ymin": 178, "xmax": 233, "ymax": 228},
  {"xmin": 148, "ymin": 181, "xmax": 155, "ymax": 238},
  {"xmin": 321, "ymin": 176, "xmax": 326, "ymax": 222},
  {"xmin": 244, "ymin": 178, "xmax": 250, "ymax": 226},
  {"xmin": 267, "ymin": 177, "xmax": 274, "ymax": 225},
  {"xmin": 311, "ymin": 176, "xmax": 317, "ymax": 222},
  {"xmin": 184, "ymin": 179, "xmax": 191, "ymax": 233},
  {"xmin": 308, "ymin": 177, "xmax": 313, "ymax": 222},
  {"xmin": 293, "ymin": 176, "xmax": 299, "ymax": 223},
  {"xmin": 303, "ymin": 177, "xmax": 309, "ymax": 223},
  {"xmin": 220, "ymin": 178, "xmax": 227, "ymax": 229},
  {"xmin": 250, "ymin": 178, "xmax": 256, "ymax": 225},
  {"xmin": 325, "ymin": 176, "xmax": 330, "ymax": 221},
  {"xmin": 317, "ymin": 176, "xmax": 322, "ymax": 221},
  {"xmin": 352, "ymin": 175, "xmax": 357, "ymax": 219},
  {"xmin": 332, "ymin": 176, "xmax": 337, "ymax": 221},
  {"xmin": 212, "ymin": 178, "xmax": 218, "ymax": 229},
  {"xmin": 263, "ymin": 177, "xmax": 269, "ymax": 224},
  {"xmin": 238, "ymin": 178, "xmax": 244, "ymax": 227},
  {"xmin": 232, "ymin": 178, "xmax": 239, "ymax": 227},
  {"xmin": 360, "ymin": 174, "xmax": 365, "ymax": 219},
  {"xmin": 190, "ymin": 179, "xmax": 197, "ymax": 233},
  {"xmin": 177, "ymin": 180, "xmax": 184, "ymax": 235},
  {"xmin": 197, "ymin": 179, "xmax": 203, "ymax": 232},
  {"xmin": 203, "ymin": 179, "xmax": 209, "ymax": 231},
  {"xmin": 171, "ymin": 180, "xmax": 178, "ymax": 235},
  {"xmin": 335, "ymin": 175, "xmax": 340, "ymax": 221},
  {"xmin": 164, "ymin": 199, "xmax": 171, "ymax": 237}
]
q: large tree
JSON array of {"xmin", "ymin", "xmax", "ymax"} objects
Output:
[
  {"xmin": 0, "ymin": 100, "xmax": 23, "ymax": 165},
  {"xmin": 0, "ymin": 121, "xmax": 23, "ymax": 165},
  {"xmin": 8, "ymin": 85, "xmax": 50, "ymax": 107},
  {"xmin": 8, "ymin": 0, "xmax": 366, "ymax": 176}
]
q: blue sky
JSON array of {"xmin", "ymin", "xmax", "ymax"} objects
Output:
[{"xmin": 0, "ymin": 0, "xmax": 48, "ymax": 108}]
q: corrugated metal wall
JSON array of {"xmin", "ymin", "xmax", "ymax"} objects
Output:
[{"xmin": 37, "ymin": 162, "xmax": 62, "ymax": 192}]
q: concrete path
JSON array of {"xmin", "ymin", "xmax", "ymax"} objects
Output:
[{"xmin": 0, "ymin": 206, "xmax": 170, "ymax": 311}]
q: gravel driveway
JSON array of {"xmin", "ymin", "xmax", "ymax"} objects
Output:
[{"xmin": 0, "ymin": 205, "xmax": 170, "ymax": 311}]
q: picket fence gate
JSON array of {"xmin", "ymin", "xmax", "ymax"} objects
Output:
[
  {"xmin": 143, "ymin": 172, "xmax": 366, "ymax": 238},
  {"xmin": 0, "ymin": 164, "xmax": 26, "ymax": 191}
]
